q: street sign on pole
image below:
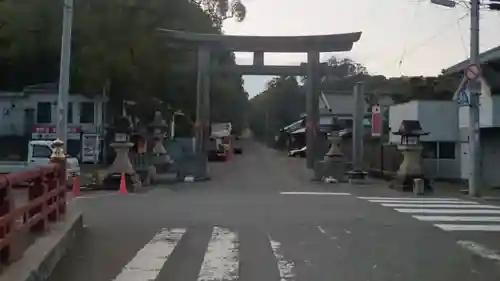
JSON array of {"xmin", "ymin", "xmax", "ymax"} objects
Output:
[
  {"xmin": 457, "ymin": 85, "xmax": 470, "ymax": 107},
  {"xmin": 465, "ymin": 64, "xmax": 481, "ymax": 81}
]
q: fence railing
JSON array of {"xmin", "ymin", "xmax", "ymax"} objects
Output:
[{"xmin": 0, "ymin": 142, "xmax": 66, "ymax": 264}]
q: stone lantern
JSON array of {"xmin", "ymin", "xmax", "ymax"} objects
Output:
[
  {"xmin": 390, "ymin": 120, "xmax": 431, "ymax": 192},
  {"xmin": 148, "ymin": 110, "xmax": 172, "ymax": 173},
  {"xmin": 314, "ymin": 117, "xmax": 347, "ymax": 182},
  {"xmin": 103, "ymin": 116, "xmax": 141, "ymax": 191}
]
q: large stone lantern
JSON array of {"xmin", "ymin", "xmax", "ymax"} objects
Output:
[
  {"xmin": 314, "ymin": 117, "xmax": 347, "ymax": 182},
  {"xmin": 390, "ymin": 120, "xmax": 431, "ymax": 192},
  {"xmin": 148, "ymin": 110, "xmax": 172, "ymax": 173},
  {"xmin": 104, "ymin": 116, "xmax": 141, "ymax": 191}
]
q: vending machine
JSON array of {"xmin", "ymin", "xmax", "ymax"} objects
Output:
[{"xmin": 81, "ymin": 133, "xmax": 101, "ymax": 164}]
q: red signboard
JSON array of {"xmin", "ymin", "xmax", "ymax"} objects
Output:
[
  {"xmin": 31, "ymin": 125, "xmax": 82, "ymax": 134},
  {"xmin": 371, "ymin": 105, "xmax": 381, "ymax": 137}
]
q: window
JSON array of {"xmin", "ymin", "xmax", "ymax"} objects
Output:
[
  {"xmin": 438, "ymin": 142, "xmax": 455, "ymax": 159},
  {"xmin": 32, "ymin": 145, "xmax": 52, "ymax": 158},
  {"xmin": 422, "ymin": 141, "xmax": 455, "ymax": 159},
  {"xmin": 80, "ymin": 102, "xmax": 94, "ymax": 124},
  {"xmin": 36, "ymin": 102, "xmax": 51, "ymax": 124},
  {"xmin": 422, "ymin": 142, "xmax": 437, "ymax": 159},
  {"xmin": 68, "ymin": 102, "xmax": 73, "ymax": 124}
]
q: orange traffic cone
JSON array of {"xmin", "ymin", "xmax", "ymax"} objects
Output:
[
  {"xmin": 72, "ymin": 176, "xmax": 80, "ymax": 196},
  {"xmin": 119, "ymin": 173, "xmax": 128, "ymax": 194}
]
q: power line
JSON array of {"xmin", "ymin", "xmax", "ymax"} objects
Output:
[
  {"xmin": 399, "ymin": 0, "xmax": 425, "ymax": 74},
  {"xmin": 369, "ymin": 12, "xmax": 470, "ymax": 71}
]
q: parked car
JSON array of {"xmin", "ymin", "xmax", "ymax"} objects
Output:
[
  {"xmin": 208, "ymin": 137, "xmax": 228, "ymax": 161},
  {"xmin": 288, "ymin": 146, "xmax": 306, "ymax": 158},
  {"xmin": 0, "ymin": 140, "xmax": 81, "ymax": 188}
]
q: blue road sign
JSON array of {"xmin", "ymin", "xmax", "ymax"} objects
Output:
[{"xmin": 457, "ymin": 85, "xmax": 470, "ymax": 107}]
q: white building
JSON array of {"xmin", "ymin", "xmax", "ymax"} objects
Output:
[
  {"xmin": 0, "ymin": 83, "xmax": 105, "ymax": 136},
  {"xmin": 0, "ymin": 83, "xmax": 106, "ymax": 158},
  {"xmin": 444, "ymin": 45, "xmax": 500, "ymax": 188}
]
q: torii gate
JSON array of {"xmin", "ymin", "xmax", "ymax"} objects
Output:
[{"xmin": 159, "ymin": 29, "xmax": 362, "ymax": 180}]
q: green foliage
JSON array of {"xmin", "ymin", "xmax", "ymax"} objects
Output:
[
  {"xmin": 249, "ymin": 76, "xmax": 304, "ymax": 140},
  {"xmin": 0, "ymin": 0, "xmax": 248, "ymax": 129}
]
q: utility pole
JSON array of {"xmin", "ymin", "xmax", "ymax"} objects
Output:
[
  {"xmin": 56, "ymin": 0, "xmax": 74, "ymax": 151},
  {"xmin": 431, "ymin": 0, "xmax": 481, "ymax": 196},
  {"xmin": 468, "ymin": 0, "xmax": 481, "ymax": 197}
]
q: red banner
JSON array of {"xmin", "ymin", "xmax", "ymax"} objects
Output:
[{"xmin": 371, "ymin": 105, "xmax": 381, "ymax": 137}]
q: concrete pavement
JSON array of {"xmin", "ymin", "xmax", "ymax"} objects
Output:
[{"xmin": 47, "ymin": 142, "xmax": 500, "ymax": 281}]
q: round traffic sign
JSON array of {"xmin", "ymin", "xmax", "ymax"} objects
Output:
[{"xmin": 465, "ymin": 64, "xmax": 481, "ymax": 80}]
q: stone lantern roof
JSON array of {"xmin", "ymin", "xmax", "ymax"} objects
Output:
[{"xmin": 393, "ymin": 120, "xmax": 429, "ymax": 136}]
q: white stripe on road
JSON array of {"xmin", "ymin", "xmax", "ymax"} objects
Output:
[
  {"xmin": 413, "ymin": 216, "xmax": 500, "ymax": 222},
  {"xmin": 457, "ymin": 241, "xmax": 500, "ymax": 261},
  {"xmin": 382, "ymin": 204, "xmax": 500, "ymax": 208},
  {"xmin": 197, "ymin": 227, "xmax": 239, "ymax": 281},
  {"xmin": 281, "ymin": 192, "xmax": 351, "ymax": 196},
  {"xmin": 113, "ymin": 228, "xmax": 186, "ymax": 281},
  {"xmin": 357, "ymin": 196, "xmax": 461, "ymax": 200},
  {"xmin": 437, "ymin": 224, "xmax": 500, "ymax": 231},
  {"xmin": 395, "ymin": 209, "xmax": 500, "ymax": 214},
  {"xmin": 368, "ymin": 200, "xmax": 478, "ymax": 204},
  {"xmin": 269, "ymin": 235, "xmax": 295, "ymax": 281}
]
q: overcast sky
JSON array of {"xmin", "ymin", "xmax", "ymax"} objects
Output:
[{"xmin": 222, "ymin": 0, "xmax": 500, "ymax": 97}]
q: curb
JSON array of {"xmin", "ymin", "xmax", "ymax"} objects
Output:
[{"xmin": 0, "ymin": 211, "xmax": 84, "ymax": 281}]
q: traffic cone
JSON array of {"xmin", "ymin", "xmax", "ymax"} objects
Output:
[
  {"xmin": 72, "ymin": 176, "xmax": 80, "ymax": 196},
  {"xmin": 119, "ymin": 173, "xmax": 128, "ymax": 194}
]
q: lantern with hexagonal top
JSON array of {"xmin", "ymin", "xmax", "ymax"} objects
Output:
[
  {"xmin": 391, "ymin": 120, "xmax": 431, "ymax": 192},
  {"xmin": 103, "ymin": 116, "xmax": 141, "ymax": 191}
]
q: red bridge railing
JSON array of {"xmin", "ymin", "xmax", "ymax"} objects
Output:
[{"xmin": 0, "ymin": 140, "xmax": 67, "ymax": 264}]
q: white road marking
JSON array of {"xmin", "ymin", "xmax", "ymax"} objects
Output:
[
  {"xmin": 395, "ymin": 209, "xmax": 500, "ymax": 214},
  {"xmin": 413, "ymin": 216, "xmax": 500, "ymax": 222},
  {"xmin": 457, "ymin": 240, "xmax": 500, "ymax": 261},
  {"xmin": 197, "ymin": 227, "xmax": 239, "ymax": 281},
  {"xmin": 280, "ymin": 192, "xmax": 350, "ymax": 196},
  {"xmin": 269, "ymin": 235, "xmax": 295, "ymax": 281},
  {"xmin": 435, "ymin": 224, "xmax": 500, "ymax": 231},
  {"xmin": 382, "ymin": 204, "xmax": 500, "ymax": 208},
  {"xmin": 317, "ymin": 226, "xmax": 326, "ymax": 234},
  {"xmin": 357, "ymin": 196, "xmax": 461, "ymax": 200},
  {"xmin": 113, "ymin": 228, "xmax": 186, "ymax": 281},
  {"xmin": 367, "ymin": 200, "xmax": 478, "ymax": 204}
]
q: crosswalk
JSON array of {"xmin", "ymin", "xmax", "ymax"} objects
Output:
[
  {"xmin": 357, "ymin": 196, "xmax": 500, "ymax": 232},
  {"xmin": 112, "ymin": 226, "xmax": 296, "ymax": 281}
]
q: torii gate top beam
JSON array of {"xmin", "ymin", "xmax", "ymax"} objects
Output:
[{"xmin": 158, "ymin": 28, "xmax": 362, "ymax": 52}]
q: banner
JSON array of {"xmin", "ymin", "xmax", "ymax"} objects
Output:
[{"xmin": 371, "ymin": 105, "xmax": 381, "ymax": 137}]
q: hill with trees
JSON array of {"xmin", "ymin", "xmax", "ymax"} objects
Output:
[{"xmin": 0, "ymin": 0, "xmax": 249, "ymax": 132}]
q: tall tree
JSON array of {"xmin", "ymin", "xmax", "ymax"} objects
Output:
[{"xmin": 0, "ymin": 0, "xmax": 249, "ymax": 128}]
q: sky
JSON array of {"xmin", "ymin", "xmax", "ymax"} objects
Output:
[{"xmin": 222, "ymin": 0, "xmax": 500, "ymax": 98}]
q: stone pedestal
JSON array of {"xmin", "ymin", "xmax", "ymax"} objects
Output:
[
  {"xmin": 103, "ymin": 142, "xmax": 141, "ymax": 191},
  {"xmin": 390, "ymin": 144, "xmax": 431, "ymax": 192}
]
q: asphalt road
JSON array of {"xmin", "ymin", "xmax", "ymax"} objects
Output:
[{"xmin": 48, "ymin": 141, "xmax": 500, "ymax": 281}]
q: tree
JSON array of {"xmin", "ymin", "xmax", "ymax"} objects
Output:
[
  {"xmin": 192, "ymin": 0, "xmax": 246, "ymax": 30},
  {"xmin": 249, "ymin": 76, "xmax": 303, "ymax": 140},
  {"xmin": 0, "ymin": 0, "xmax": 249, "ymax": 129}
]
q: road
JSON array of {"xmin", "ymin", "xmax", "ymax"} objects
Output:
[{"xmin": 48, "ymin": 141, "xmax": 500, "ymax": 281}]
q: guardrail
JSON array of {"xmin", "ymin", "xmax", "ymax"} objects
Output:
[{"xmin": 0, "ymin": 140, "xmax": 67, "ymax": 264}]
